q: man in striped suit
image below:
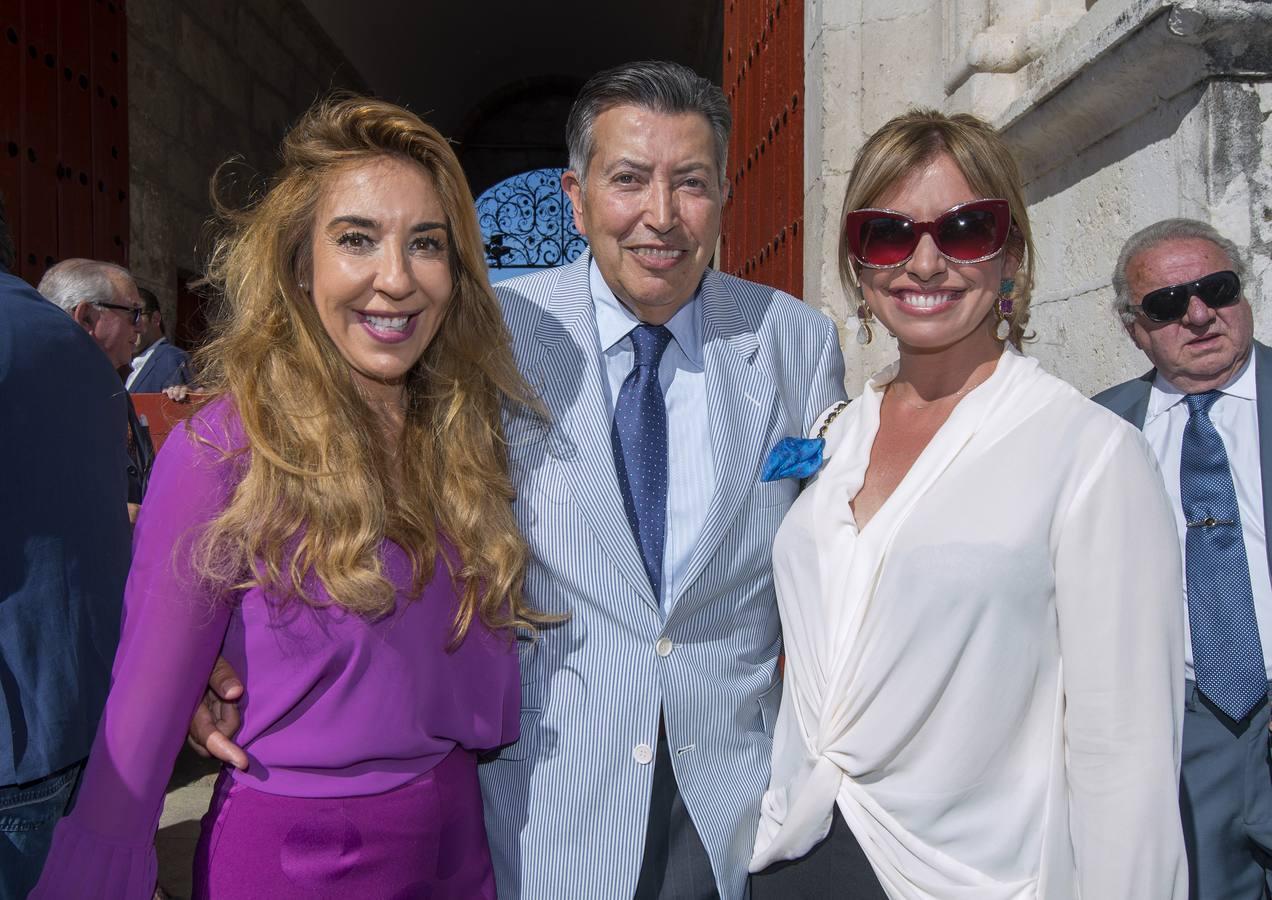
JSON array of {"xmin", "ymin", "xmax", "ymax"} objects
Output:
[{"xmin": 481, "ymin": 61, "xmax": 847, "ymax": 899}]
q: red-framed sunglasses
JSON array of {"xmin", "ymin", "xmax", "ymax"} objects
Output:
[{"xmin": 843, "ymin": 199, "xmax": 1012, "ymax": 269}]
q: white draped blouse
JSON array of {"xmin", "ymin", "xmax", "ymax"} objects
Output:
[{"xmin": 751, "ymin": 349, "xmax": 1188, "ymax": 899}]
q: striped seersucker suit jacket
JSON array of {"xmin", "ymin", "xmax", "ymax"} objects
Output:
[{"xmin": 481, "ymin": 252, "xmax": 848, "ymax": 899}]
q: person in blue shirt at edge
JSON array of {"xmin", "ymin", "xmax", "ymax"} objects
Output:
[
  {"xmin": 0, "ymin": 195, "xmax": 132, "ymax": 900},
  {"xmin": 188, "ymin": 60, "xmax": 847, "ymax": 899}
]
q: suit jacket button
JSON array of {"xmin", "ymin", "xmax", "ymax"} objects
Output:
[
  {"xmin": 655, "ymin": 636, "xmax": 674, "ymax": 657},
  {"xmin": 633, "ymin": 743, "xmax": 654, "ymax": 765}
]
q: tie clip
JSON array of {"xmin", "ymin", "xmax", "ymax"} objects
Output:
[{"xmin": 1187, "ymin": 517, "xmax": 1236, "ymax": 528}]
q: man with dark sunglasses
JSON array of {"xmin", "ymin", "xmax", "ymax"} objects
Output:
[{"xmin": 1095, "ymin": 217, "xmax": 1271, "ymax": 900}]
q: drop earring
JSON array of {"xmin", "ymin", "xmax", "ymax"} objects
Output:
[
  {"xmin": 856, "ymin": 303, "xmax": 874, "ymax": 346},
  {"xmin": 995, "ymin": 279, "xmax": 1015, "ymax": 341}
]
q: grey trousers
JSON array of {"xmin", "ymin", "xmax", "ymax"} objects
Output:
[
  {"xmin": 751, "ymin": 806, "xmax": 887, "ymax": 899},
  {"xmin": 634, "ymin": 726, "xmax": 719, "ymax": 900},
  {"xmin": 1180, "ymin": 679, "xmax": 1272, "ymax": 899}
]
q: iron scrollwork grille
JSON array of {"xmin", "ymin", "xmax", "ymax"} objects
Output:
[{"xmin": 478, "ymin": 168, "xmax": 587, "ymax": 269}]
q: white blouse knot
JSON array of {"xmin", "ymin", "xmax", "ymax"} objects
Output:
[{"xmin": 751, "ymin": 348, "xmax": 1188, "ymax": 900}]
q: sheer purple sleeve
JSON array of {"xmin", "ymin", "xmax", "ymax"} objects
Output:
[{"xmin": 32, "ymin": 403, "xmax": 242, "ymax": 899}]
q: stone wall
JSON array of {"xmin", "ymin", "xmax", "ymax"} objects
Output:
[
  {"xmin": 805, "ymin": 0, "xmax": 1272, "ymax": 396},
  {"xmin": 126, "ymin": 0, "xmax": 364, "ymax": 333}
]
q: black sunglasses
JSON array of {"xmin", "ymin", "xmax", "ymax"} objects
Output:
[
  {"xmin": 1130, "ymin": 270, "xmax": 1241, "ymax": 323},
  {"xmin": 92, "ymin": 300, "xmax": 143, "ymax": 325}
]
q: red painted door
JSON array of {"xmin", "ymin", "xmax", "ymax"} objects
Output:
[
  {"xmin": 0, "ymin": 0, "xmax": 128, "ymax": 287},
  {"xmin": 721, "ymin": 0, "xmax": 803, "ymax": 299}
]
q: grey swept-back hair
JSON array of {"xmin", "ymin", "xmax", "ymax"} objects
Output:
[
  {"xmin": 37, "ymin": 258, "xmax": 134, "ymax": 315},
  {"xmin": 1112, "ymin": 218, "xmax": 1247, "ymax": 326},
  {"xmin": 566, "ymin": 60, "xmax": 731, "ymax": 187}
]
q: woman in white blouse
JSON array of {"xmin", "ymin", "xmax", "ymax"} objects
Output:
[{"xmin": 749, "ymin": 109, "xmax": 1188, "ymax": 899}]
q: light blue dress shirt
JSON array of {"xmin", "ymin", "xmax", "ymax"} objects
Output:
[
  {"xmin": 1144, "ymin": 352, "xmax": 1272, "ymax": 679},
  {"xmin": 590, "ymin": 260, "xmax": 715, "ymax": 611}
]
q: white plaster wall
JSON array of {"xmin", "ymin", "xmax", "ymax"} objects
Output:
[
  {"xmin": 1255, "ymin": 82, "xmax": 1272, "ymax": 311},
  {"xmin": 805, "ymin": 0, "xmax": 1272, "ymax": 397},
  {"xmin": 1026, "ymin": 77, "xmax": 1272, "ymax": 394},
  {"xmin": 803, "ymin": 0, "xmax": 860, "ymax": 334},
  {"xmin": 1024, "ymin": 87, "xmax": 1210, "ymax": 395},
  {"xmin": 1219, "ymin": 81, "xmax": 1272, "ymax": 347}
]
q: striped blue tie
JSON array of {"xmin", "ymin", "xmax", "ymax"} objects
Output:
[
  {"xmin": 612, "ymin": 324, "xmax": 672, "ymax": 602},
  {"xmin": 1182, "ymin": 391, "xmax": 1267, "ymax": 721}
]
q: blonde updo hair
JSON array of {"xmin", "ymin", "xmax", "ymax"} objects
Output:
[
  {"xmin": 838, "ymin": 108, "xmax": 1036, "ymax": 347},
  {"xmin": 193, "ymin": 94, "xmax": 545, "ymax": 641}
]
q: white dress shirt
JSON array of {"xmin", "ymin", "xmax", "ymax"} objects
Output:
[
  {"xmin": 751, "ymin": 349, "xmax": 1187, "ymax": 899},
  {"xmin": 590, "ymin": 261, "xmax": 715, "ymax": 610},
  {"xmin": 1142, "ymin": 352, "xmax": 1272, "ymax": 680},
  {"xmin": 125, "ymin": 337, "xmax": 165, "ymax": 390}
]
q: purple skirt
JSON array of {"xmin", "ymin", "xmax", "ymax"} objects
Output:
[{"xmin": 191, "ymin": 747, "xmax": 495, "ymax": 899}]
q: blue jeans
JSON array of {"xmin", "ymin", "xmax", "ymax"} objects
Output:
[{"xmin": 0, "ymin": 762, "xmax": 83, "ymax": 900}]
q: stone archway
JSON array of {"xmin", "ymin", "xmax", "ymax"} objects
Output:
[{"xmin": 455, "ymin": 77, "xmax": 580, "ymax": 201}]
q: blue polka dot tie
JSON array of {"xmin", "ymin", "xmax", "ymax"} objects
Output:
[
  {"xmin": 612, "ymin": 324, "xmax": 673, "ymax": 603},
  {"xmin": 1181, "ymin": 391, "xmax": 1267, "ymax": 721}
]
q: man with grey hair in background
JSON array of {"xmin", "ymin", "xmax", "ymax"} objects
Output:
[
  {"xmin": 38, "ymin": 259, "xmax": 154, "ymax": 508},
  {"xmin": 39, "ymin": 259, "xmax": 142, "ymax": 373},
  {"xmin": 1094, "ymin": 218, "xmax": 1272, "ymax": 899}
]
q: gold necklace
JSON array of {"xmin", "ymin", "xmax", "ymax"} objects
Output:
[{"xmin": 886, "ymin": 376, "xmax": 987, "ymax": 411}]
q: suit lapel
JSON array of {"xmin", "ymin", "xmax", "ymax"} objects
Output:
[
  {"xmin": 1126, "ymin": 374, "xmax": 1152, "ymax": 428},
  {"xmin": 527, "ymin": 254, "xmax": 658, "ymax": 608},
  {"xmin": 1254, "ymin": 343, "xmax": 1272, "ymax": 578},
  {"xmin": 1105, "ymin": 372, "xmax": 1153, "ymax": 428},
  {"xmin": 130, "ymin": 347, "xmax": 160, "ymax": 391},
  {"xmin": 670, "ymin": 272, "xmax": 774, "ymax": 611}
]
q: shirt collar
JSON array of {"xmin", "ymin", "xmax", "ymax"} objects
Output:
[
  {"xmin": 589, "ymin": 259, "xmax": 703, "ymax": 367},
  {"xmin": 1146, "ymin": 348, "xmax": 1257, "ymax": 422}
]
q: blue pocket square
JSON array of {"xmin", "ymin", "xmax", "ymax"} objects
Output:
[{"xmin": 761, "ymin": 437, "xmax": 826, "ymax": 482}]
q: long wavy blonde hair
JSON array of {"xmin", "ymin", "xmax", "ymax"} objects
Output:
[
  {"xmin": 838, "ymin": 109, "xmax": 1036, "ymax": 347},
  {"xmin": 193, "ymin": 95, "xmax": 543, "ymax": 641}
]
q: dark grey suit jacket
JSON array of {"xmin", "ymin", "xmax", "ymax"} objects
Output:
[{"xmin": 1092, "ymin": 340, "xmax": 1272, "ymax": 582}]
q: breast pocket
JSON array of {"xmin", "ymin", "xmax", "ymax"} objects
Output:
[{"xmin": 753, "ymin": 477, "xmax": 797, "ymax": 509}]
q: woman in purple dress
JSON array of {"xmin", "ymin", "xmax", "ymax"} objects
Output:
[{"xmin": 32, "ymin": 96, "xmax": 542, "ymax": 899}]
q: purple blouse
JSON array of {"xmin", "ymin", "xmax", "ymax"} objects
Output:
[{"xmin": 33, "ymin": 398, "xmax": 520, "ymax": 898}]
